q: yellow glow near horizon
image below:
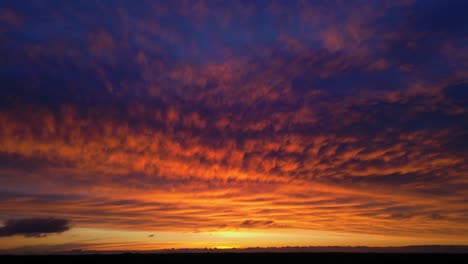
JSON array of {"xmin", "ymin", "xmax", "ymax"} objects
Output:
[
  {"xmin": 2, "ymin": 227, "xmax": 468, "ymax": 252},
  {"xmin": 215, "ymin": 246, "xmax": 235, "ymax": 249}
]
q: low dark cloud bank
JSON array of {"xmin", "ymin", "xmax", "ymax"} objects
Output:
[{"xmin": 0, "ymin": 218, "xmax": 70, "ymax": 238}]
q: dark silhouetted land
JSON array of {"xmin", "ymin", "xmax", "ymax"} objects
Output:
[
  {"xmin": 2, "ymin": 246, "xmax": 468, "ymax": 263},
  {"xmin": 1, "ymin": 252, "xmax": 468, "ymax": 264}
]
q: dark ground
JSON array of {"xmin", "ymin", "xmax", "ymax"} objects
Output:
[{"xmin": 1, "ymin": 253, "xmax": 468, "ymax": 264}]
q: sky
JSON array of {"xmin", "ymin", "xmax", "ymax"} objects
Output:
[{"xmin": 0, "ymin": 0, "xmax": 467, "ymax": 253}]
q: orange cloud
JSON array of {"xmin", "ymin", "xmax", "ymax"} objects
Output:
[{"xmin": 0, "ymin": 0, "xmax": 467, "ymax": 251}]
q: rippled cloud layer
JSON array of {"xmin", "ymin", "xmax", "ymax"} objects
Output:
[{"xmin": 0, "ymin": 0, "xmax": 467, "ymax": 249}]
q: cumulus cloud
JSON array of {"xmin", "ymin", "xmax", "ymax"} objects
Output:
[{"xmin": 0, "ymin": 218, "xmax": 70, "ymax": 238}]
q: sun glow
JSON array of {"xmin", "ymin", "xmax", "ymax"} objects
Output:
[{"xmin": 215, "ymin": 246, "xmax": 235, "ymax": 250}]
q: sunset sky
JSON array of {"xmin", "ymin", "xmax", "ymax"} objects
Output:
[{"xmin": 0, "ymin": 0, "xmax": 467, "ymax": 253}]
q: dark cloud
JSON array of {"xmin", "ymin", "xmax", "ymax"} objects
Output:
[
  {"xmin": 240, "ymin": 220, "xmax": 275, "ymax": 228},
  {"xmin": 0, "ymin": 218, "xmax": 70, "ymax": 238}
]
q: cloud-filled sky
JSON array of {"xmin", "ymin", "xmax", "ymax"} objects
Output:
[{"xmin": 0, "ymin": 0, "xmax": 467, "ymax": 252}]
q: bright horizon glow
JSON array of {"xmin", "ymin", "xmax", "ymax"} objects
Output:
[{"xmin": 2, "ymin": 227, "xmax": 468, "ymax": 252}]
